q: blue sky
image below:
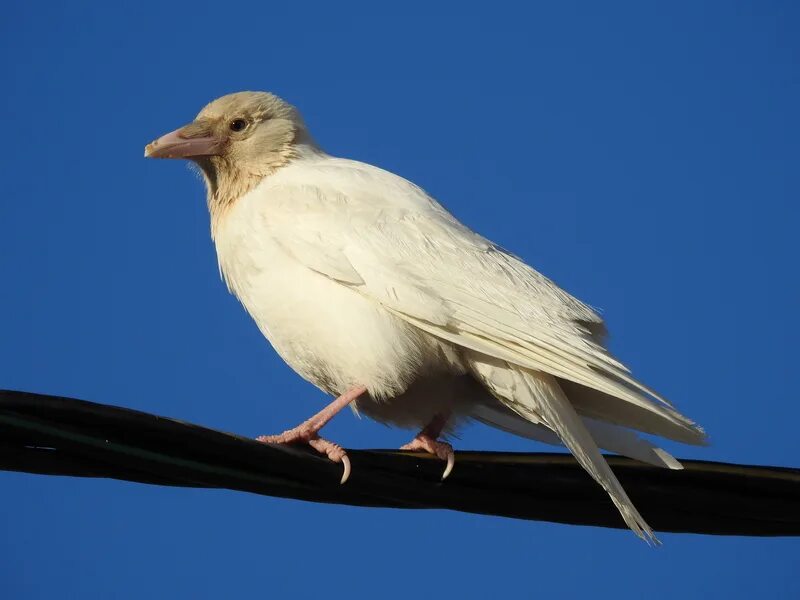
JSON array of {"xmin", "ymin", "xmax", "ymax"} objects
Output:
[{"xmin": 2, "ymin": 1, "xmax": 799, "ymax": 598}]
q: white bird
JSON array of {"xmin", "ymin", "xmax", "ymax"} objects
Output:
[{"xmin": 145, "ymin": 91, "xmax": 706, "ymax": 543}]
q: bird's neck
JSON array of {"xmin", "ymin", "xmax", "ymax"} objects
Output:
[
  {"xmin": 197, "ymin": 141, "xmax": 323, "ymax": 238},
  {"xmin": 200, "ymin": 160, "xmax": 264, "ymax": 237}
]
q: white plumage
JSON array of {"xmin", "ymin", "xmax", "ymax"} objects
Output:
[{"xmin": 146, "ymin": 91, "xmax": 706, "ymax": 543}]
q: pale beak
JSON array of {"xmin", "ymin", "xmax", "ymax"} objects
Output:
[{"xmin": 144, "ymin": 126, "xmax": 223, "ymax": 159}]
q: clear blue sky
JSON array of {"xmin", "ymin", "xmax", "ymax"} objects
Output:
[{"xmin": 2, "ymin": 1, "xmax": 798, "ymax": 598}]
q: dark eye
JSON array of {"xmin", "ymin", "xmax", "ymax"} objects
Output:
[{"xmin": 229, "ymin": 118, "xmax": 247, "ymax": 132}]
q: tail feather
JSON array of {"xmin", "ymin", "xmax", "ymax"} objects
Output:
[
  {"xmin": 469, "ymin": 352, "xmax": 660, "ymax": 543},
  {"xmin": 471, "ymin": 403, "xmax": 683, "ymax": 470},
  {"xmin": 516, "ymin": 370, "xmax": 658, "ymax": 543},
  {"xmin": 558, "ymin": 378, "xmax": 707, "ymax": 446}
]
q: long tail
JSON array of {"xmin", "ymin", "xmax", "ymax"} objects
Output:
[
  {"xmin": 471, "ymin": 403, "xmax": 683, "ymax": 470},
  {"xmin": 469, "ymin": 353, "xmax": 660, "ymax": 543},
  {"xmin": 558, "ymin": 378, "xmax": 707, "ymax": 446}
]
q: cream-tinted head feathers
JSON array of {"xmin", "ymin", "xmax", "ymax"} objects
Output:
[{"xmin": 145, "ymin": 91, "xmax": 314, "ymax": 230}]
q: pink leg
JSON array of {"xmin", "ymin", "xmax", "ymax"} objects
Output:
[
  {"xmin": 400, "ymin": 413, "xmax": 455, "ymax": 480},
  {"xmin": 257, "ymin": 386, "xmax": 367, "ymax": 484}
]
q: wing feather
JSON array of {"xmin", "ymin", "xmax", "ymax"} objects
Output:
[{"xmin": 263, "ymin": 160, "xmax": 704, "ymax": 443}]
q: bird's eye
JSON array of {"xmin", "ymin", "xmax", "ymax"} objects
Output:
[{"xmin": 229, "ymin": 118, "xmax": 248, "ymax": 132}]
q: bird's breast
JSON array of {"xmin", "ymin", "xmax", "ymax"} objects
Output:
[{"xmin": 212, "ymin": 186, "xmax": 463, "ymax": 401}]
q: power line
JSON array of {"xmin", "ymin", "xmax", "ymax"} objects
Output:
[{"xmin": 1, "ymin": 389, "xmax": 798, "ymax": 536}]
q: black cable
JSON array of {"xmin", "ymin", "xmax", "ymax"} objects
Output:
[{"xmin": 1, "ymin": 389, "xmax": 798, "ymax": 536}]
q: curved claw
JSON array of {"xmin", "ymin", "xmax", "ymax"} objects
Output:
[
  {"xmin": 259, "ymin": 432, "xmax": 352, "ymax": 485},
  {"xmin": 401, "ymin": 435, "xmax": 455, "ymax": 480},
  {"xmin": 441, "ymin": 450, "xmax": 455, "ymax": 480},
  {"xmin": 340, "ymin": 454, "xmax": 351, "ymax": 485},
  {"xmin": 307, "ymin": 437, "xmax": 351, "ymax": 484}
]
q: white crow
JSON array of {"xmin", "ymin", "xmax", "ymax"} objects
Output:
[{"xmin": 145, "ymin": 91, "xmax": 706, "ymax": 543}]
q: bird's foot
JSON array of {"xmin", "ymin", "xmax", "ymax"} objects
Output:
[
  {"xmin": 255, "ymin": 386, "xmax": 367, "ymax": 485},
  {"xmin": 258, "ymin": 428, "xmax": 351, "ymax": 484},
  {"xmin": 401, "ymin": 434, "xmax": 455, "ymax": 480}
]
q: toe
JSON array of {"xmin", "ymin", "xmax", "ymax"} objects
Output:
[
  {"xmin": 400, "ymin": 437, "xmax": 455, "ymax": 479},
  {"xmin": 308, "ymin": 438, "xmax": 351, "ymax": 484},
  {"xmin": 434, "ymin": 441, "xmax": 453, "ymax": 461},
  {"xmin": 256, "ymin": 426, "xmax": 315, "ymax": 445}
]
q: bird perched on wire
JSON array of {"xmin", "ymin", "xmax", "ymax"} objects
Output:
[{"xmin": 145, "ymin": 91, "xmax": 706, "ymax": 543}]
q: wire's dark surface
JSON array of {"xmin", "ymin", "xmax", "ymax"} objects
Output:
[{"xmin": 1, "ymin": 389, "xmax": 798, "ymax": 536}]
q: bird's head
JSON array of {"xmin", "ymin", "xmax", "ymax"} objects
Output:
[{"xmin": 145, "ymin": 91, "xmax": 312, "ymax": 223}]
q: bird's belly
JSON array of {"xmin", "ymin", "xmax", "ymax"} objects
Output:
[
  {"xmin": 355, "ymin": 372, "xmax": 483, "ymax": 431},
  {"xmin": 220, "ymin": 237, "xmax": 461, "ymax": 400}
]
